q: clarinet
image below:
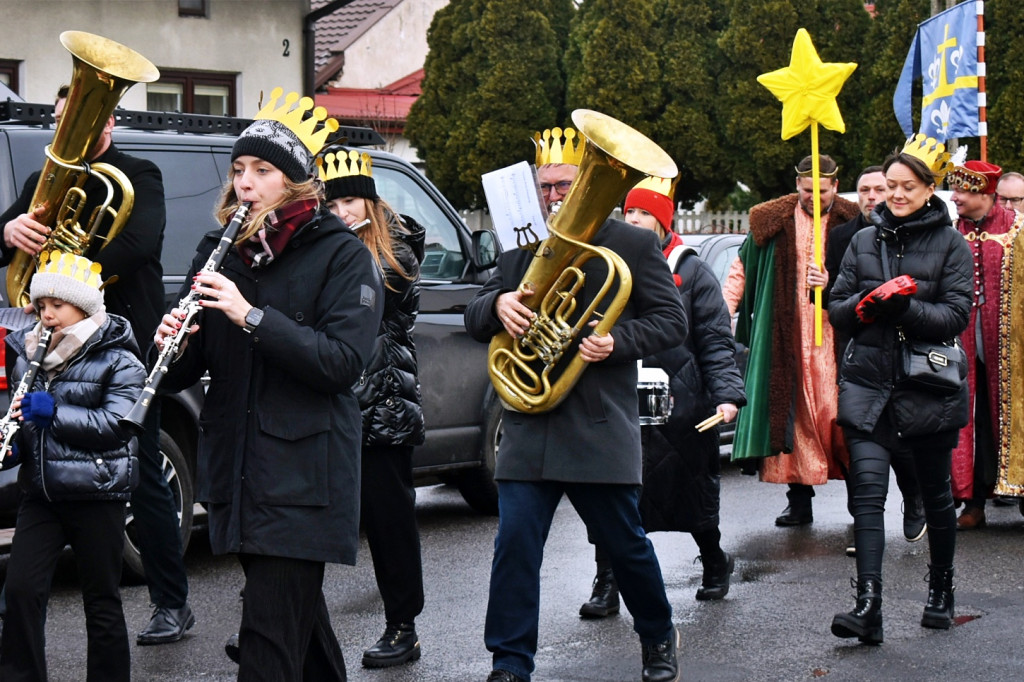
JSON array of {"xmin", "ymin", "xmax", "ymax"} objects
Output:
[
  {"xmin": 120, "ymin": 202, "xmax": 251, "ymax": 434},
  {"xmin": 0, "ymin": 326, "xmax": 53, "ymax": 460}
]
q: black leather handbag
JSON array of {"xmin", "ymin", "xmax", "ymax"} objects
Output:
[
  {"xmin": 898, "ymin": 335, "xmax": 966, "ymax": 396},
  {"xmin": 881, "ymin": 241, "xmax": 966, "ymax": 396}
]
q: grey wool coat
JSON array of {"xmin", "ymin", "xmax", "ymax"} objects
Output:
[{"xmin": 464, "ymin": 218, "xmax": 686, "ymax": 485}]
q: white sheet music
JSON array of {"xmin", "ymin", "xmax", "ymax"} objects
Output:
[{"xmin": 481, "ymin": 161, "xmax": 549, "ymax": 252}]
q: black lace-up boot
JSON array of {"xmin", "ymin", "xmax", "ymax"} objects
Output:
[
  {"xmin": 831, "ymin": 578, "xmax": 883, "ymax": 645},
  {"xmin": 921, "ymin": 565, "xmax": 955, "ymax": 629}
]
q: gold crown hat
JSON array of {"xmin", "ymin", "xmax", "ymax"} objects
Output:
[
  {"xmin": 533, "ymin": 127, "xmax": 586, "ymax": 166},
  {"xmin": 318, "ymin": 148, "xmax": 378, "ymax": 201},
  {"xmin": 901, "ymin": 133, "xmax": 955, "ymax": 184},
  {"xmin": 631, "ymin": 174, "xmax": 677, "ymax": 198},
  {"xmin": 232, "ymin": 87, "xmax": 340, "ymax": 182},
  {"xmin": 29, "ymin": 251, "xmax": 106, "ymax": 316},
  {"xmin": 624, "ymin": 174, "xmax": 678, "ymax": 231}
]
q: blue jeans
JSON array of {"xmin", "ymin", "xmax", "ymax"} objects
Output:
[{"xmin": 485, "ymin": 480, "xmax": 673, "ymax": 680}]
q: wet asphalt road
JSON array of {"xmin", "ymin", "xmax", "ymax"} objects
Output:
[{"xmin": 7, "ymin": 462, "xmax": 1024, "ymax": 681}]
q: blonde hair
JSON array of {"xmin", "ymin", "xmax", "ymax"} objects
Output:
[
  {"xmin": 356, "ymin": 197, "xmax": 412, "ymax": 290},
  {"xmin": 215, "ymin": 172, "xmax": 322, "ymax": 244}
]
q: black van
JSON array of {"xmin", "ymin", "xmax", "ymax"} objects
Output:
[{"xmin": 0, "ymin": 103, "xmax": 502, "ymax": 578}]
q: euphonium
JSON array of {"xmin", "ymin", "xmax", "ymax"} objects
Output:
[
  {"xmin": 5, "ymin": 31, "xmax": 159, "ymax": 307},
  {"xmin": 487, "ymin": 109, "xmax": 678, "ymax": 414}
]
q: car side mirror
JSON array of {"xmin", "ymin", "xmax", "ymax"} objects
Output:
[{"xmin": 470, "ymin": 229, "xmax": 498, "ymax": 270}]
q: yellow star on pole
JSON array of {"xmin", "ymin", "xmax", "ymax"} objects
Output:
[{"xmin": 757, "ymin": 28, "xmax": 857, "ymax": 140}]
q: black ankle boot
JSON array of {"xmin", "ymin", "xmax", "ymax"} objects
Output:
[
  {"xmin": 921, "ymin": 565, "xmax": 955, "ymax": 629},
  {"xmin": 696, "ymin": 551, "xmax": 735, "ymax": 601},
  {"xmin": 579, "ymin": 567, "xmax": 619, "ymax": 618},
  {"xmin": 831, "ymin": 578, "xmax": 883, "ymax": 644}
]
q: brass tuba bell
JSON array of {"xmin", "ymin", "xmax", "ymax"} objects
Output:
[
  {"xmin": 5, "ymin": 31, "xmax": 159, "ymax": 307},
  {"xmin": 487, "ymin": 109, "xmax": 677, "ymax": 414}
]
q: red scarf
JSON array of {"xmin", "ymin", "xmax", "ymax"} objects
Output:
[
  {"xmin": 238, "ymin": 199, "xmax": 318, "ymax": 268},
  {"xmin": 661, "ymin": 231, "xmax": 684, "ymax": 286}
]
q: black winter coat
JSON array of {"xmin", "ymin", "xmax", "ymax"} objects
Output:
[
  {"xmin": 7, "ymin": 315, "xmax": 144, "ymax": 501},
  {"xmin": 0, "ymin": 145, "xmax": 166, "ymax": 355},
  {"xmin": 354, "ymin": 213, "xmax": 426, "ymax": 447},
  {"xmin": 465, "ymin": 219, "xmax": 686, "ymax": 484},
  {"xmin": 161, "ymin": 206, "xmax": 383, "ymax": 565},
  {"xmin": 640, "ymin": 248, "xmax": 747, "ymax": 532},
  {"xmin": 829, "ymin": 197, "xmax": 972, "ymax": 438}
]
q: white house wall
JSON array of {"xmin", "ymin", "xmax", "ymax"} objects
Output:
[
  {"xmin": 0, "ymin": 0, "xmax": 308, "ymax": 115},
  {"xmin": 338, "ymin": 0, "xmax": 447, "ymax": 89}
]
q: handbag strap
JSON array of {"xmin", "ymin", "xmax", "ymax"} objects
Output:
[{"xmin": 880, "ymin": 240, "xmax": 893, "ymax": 280}]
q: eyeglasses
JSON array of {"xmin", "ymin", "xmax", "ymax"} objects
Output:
[
  {"xmin": 539, "ymin": 180, "xmax": 573, "ymax": 194},
  {"xmin": 997, "ymin": 194, "xmax": 1024, "ymax": 206}
]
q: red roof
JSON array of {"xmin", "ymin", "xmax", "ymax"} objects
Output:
[{"xmin": 316, "ymin": 69, "xmax": 422, "ymax": 132}]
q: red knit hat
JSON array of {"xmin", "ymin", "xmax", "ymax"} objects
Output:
[
  {"xmin": 624, "ymin": 186, "xmax": 674, "ymax": 232},
  {"xmin": 948, "ymin": 160, "xmax": 1002, "ymax": 194}
]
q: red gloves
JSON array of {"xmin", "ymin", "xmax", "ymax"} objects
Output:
[{"xmin": 855, "ymin": 275, "xmax": 917, "ymax": 323}]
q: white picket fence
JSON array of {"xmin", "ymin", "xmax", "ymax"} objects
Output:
[{"xmin": 460, "ymin": 207, "xmax": 749, "ymax": 235}]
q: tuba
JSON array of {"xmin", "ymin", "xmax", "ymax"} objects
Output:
[
  {"xmin": 487, "ymin": 109, "xmax": 677, "ymax": 414},
  {"xmin": 5, "ymin": 31, "xmax": 159, "ymax": 307}
]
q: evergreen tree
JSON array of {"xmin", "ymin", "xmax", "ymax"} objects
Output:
[
  {"xmin": 564, "ymin": 0, "xmax": 662, "ymax": 131},
  {"xmin": 985, "ymin": 0, "xmax": 1024, "ymax": 172},
  {"xmin": 656, "ymin": 0, "xmax": 734, "ymax": 207},
  {"xmin": 716, "ymin": 0, "xmax": 804, "ymax": 200},
  {"xmin": 857, "ymin": 0, "xmax": 932, "ymax": 169},
  {"xmin": 405, "ymin": 0, "xmax": 574, "ymax": 209}
]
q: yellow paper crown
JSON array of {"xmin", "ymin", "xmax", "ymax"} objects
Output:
[
  {"xmin": 633, "ymin": 175, "xmax": 676, "ymax": 198},
  {"xmin": 255, "ymin": 86, "xmax": 339, "ymax": 155},
  {"xmin": 533, "ymin": 127, "xmax": 585, "ymax": 166},
  {"xmin": 318, "ymin": 149, "xmax": 373, "ymax": 182},
  {"xmin": 38, "ymin": 251, "xmax": 103, "ymax": 289},
  {"xmin": 901, "ymin": 133, "xmax": 953, "ymax": 183}
]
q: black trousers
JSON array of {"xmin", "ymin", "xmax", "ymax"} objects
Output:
[
  {"xmin": 132, "ymin": 401, "xmax": 189, "ymax": 608},
  {"xmin": 237, "ymin": 554, "xmax": 346, "ymax": 682},
  {"xmin": 0, "ymin": 497, "xmax": 130, "ymax": 682},
  {"xmin": 360, "ymin": 444, "xmax": 424, "ymax": 625},
  {"xmin": 845, "ymin": 422, "xmax": 957, "ymax": 584}
]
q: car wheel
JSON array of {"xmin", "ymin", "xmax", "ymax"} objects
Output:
[
  {"xmin": 455, "ymin": 398, "xmax": 501, "ymax": 516},
  {"xmin": 122, "ymin": 429, "xmax": 195, "ymax": 582}
]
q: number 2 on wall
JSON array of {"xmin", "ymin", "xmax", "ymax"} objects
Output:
[{"xmin": 282, "ymin": 39, "xmax": 290, "ymax": 57}]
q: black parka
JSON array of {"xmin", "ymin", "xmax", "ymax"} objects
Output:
[
  {"xmin": 7, "ymin": 314, "xmax": 144, "ymax": 501},
  {"xmin": 161, "ymin": 206, "xmax": 383, "ymax": 565},
  {"xmin": 354, "ymin": 212, "xmax": 426, "ymax": 447},
  {"xmin": 829, "ymin": 197, "xmax": 973, "ymax": 438},
  {"xmin": 639, "ymin": 248, "xmax": 747, "ymax": 532}
]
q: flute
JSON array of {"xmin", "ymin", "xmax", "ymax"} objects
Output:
[{"xmin": 119, "ymin": 202, "xmax": 251, "ymax": 433}]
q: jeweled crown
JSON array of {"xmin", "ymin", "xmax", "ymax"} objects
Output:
[
  {"xmin": 318, "ymin": 149, "xmax": 373, "ymax": 182},
  {"xmin": 533, "ymin": 127, "xmax": 585, "ymax": 166},
  {"xmin": 38, "ymin": 251, "xmax": 103, "ymax": 289},
  {"xmin": 901, "ymin": 133, "xmax": 953, "ymax": 183},
  {"xmin": 256, "ymin": 87, "xmax": 339, "ymax": 155}
]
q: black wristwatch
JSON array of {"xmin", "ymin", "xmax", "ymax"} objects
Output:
[{"xmin": 243, "ymin": 307, "xmax": 264, "ymax": 334}]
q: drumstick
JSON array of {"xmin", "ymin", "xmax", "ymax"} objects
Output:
[{"xmin": 695, "ymin": 412, "xmax": 725, "ymax": 432}]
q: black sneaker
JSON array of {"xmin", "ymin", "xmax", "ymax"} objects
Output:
[
  {"xmin": 641, "ymin": 625, "xmax": 681, "ymax": 682},
  {"xmin": 361, "ymin": 623, "xmax": 421, "ymax": 668},
  {"xmin": 903, "ymin": 496, "xmax": 926, "ymax": 542},
  {"xmin": 486, "ymin": 670, "xmax": 525, "ymax": 682}
]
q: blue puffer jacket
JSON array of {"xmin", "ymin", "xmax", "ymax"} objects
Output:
[{"xmin": 6, "ymin": 314, "xmax": 144, "ymax": 501}]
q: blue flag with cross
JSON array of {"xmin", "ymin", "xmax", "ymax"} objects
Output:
[{"xmin": 893, "ymin": 0, "xmax": 982, "ymax": 142}]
